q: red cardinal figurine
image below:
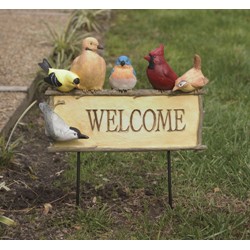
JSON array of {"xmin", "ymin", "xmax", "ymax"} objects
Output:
[{"xmin": 144, "ymin": 44, "xmax": 178, "ymax": 90}]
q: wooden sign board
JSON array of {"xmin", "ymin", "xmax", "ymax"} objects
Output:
[{"xmin": 46, "ymin": 90, "xmax": 206, "ymax": 152}]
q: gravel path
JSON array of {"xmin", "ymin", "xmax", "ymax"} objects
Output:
[{"xmin": 0, "ymin": 10, "xmax": 70, "ymax": 136}]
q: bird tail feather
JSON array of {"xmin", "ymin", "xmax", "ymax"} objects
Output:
[
  {"xmin": 194, "ymin": 54, "xmax": 201, "ymax": 70},
  {"xmin": 39, "ymin": 101, "xmax": 51, "ymax": 114},
  {"xmin": 38, "ymin": 58, "xmax": 52, "ymax": 73}
]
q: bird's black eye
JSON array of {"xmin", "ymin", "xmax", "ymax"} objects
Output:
[
  {"xmin": 149, "ymin": 54, "xmax": 155, "ymax": 59},
  {"xmin": 73, "ymin": 78, "xmax": 80, "ymax": 85},
  {"xmin": 178, "ymin": 81, "xmax": 186, "ymax": 87},
  {"xmin": 74, "ymin": 133, "xmax": 77, "ymax": 136}
]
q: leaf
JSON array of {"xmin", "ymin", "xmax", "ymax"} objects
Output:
[
  {"xmin": 73, "ymin": 225, "xmax": 81, "ymax": 230},
  {"xmin": 92, "ymin": 196, "xmax": 97, "ymax": 204},
  {"xmin": 0, "ymin": 215, "xmax": 16, "ymax": 226},
  {"xmin": 43, "ymin": 203, "xmax": 53, "ymax": 215},
  {"xmin": 214, "ymin": 187, "xmax": 221, "ymax": 193},
  {"xmin": 55, "ymin": 170, "xmax": 64, "ymax": 176},
  {"xmin": 0, "ymin": 182, "xmax": 10, "ymax": 191}
]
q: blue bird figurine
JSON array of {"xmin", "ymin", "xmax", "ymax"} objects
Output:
[{"xmin": 109, "ymin": 55, "xmax": 137, "ymax": 91}]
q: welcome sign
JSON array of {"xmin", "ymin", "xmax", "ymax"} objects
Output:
[{"xmin": 47, "ymin": 90, "xmax": 206, "ymax": 152}]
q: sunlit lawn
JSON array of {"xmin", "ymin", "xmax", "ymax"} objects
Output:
[{"xmin": 59, "ymin": 10, "xmax": 250, "ymax": 239}]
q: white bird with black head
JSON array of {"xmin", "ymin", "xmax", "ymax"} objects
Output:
[{"xmin": 39, "ymin": 102, "xmax": 89, "ymax": 141}]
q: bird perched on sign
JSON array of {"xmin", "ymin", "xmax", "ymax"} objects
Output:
[
  {"xmin": 70, "ymin": 37, "xmax": 106, "ymax": 91},
  {"xmin": 173, "ymin": 54, "xmax": 209, "ymax": 92},
  {"xmin": 109, "ymin": 55, "xmax": 137, "ymax": 91},
  {"xmin": 38, "ymin": 58, "xmax": 80, "ymax": 92},
  {"xmin": 39, "ymin": 102, "xmax": 89, "ymax": 141},
  {"xmin": 144, "ymin": 44, "xmax": 178, "ymax": 90}
]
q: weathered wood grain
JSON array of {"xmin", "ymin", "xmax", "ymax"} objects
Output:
[
  {"xmin": 46, "ymin": 91, "xmax": 206, "ymax": 152},
  {"xmin": 0, "ymin": 86, "xmax": 29, "ymax": 92},
  {"xmin": 45, "ymin": 89, "xmax": 205, "ymax": 96},
  {"xmin": 48, "ymin": 144, "xmax": 207, "ymax": 153}
]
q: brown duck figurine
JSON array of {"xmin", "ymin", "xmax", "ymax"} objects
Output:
[
  {"xmin": 70, "ymin": 37, "xmax": 106, "ymax": 91},
  {"xmin": 173, "ymin": 54, "xmax": 209, "ymax": 92}
]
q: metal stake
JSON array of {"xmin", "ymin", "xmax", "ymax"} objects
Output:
[
  {"xmin": 76, "ymin": 152, "xmax": 81, "ymax": 207},
  {"xmin": 167, "ymin": 150, "xmax": 173, "ymax": 209}
]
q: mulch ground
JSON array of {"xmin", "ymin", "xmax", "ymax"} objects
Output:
[
  {"xmin": 0, "ymin": 101, "xmax": 167, "ymax": 239},
  {"xmin": 0, "ymin": 101, "xmax": 77, "ymax": 239}
]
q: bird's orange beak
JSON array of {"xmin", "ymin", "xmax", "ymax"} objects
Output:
[
  {"xmin": 144, "ymin": 55, "xmax": 150, "ymax": 62},
  {"xmin": 172, "ymin": 85, "xmax": 178, "ymax": 91}
]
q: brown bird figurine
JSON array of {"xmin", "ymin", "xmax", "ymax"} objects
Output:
[
  {"xmin": 70, "ymin": 37, "xmax": 106, "ymax": 91},
  {"xmin": 173, "ymin": 54, "xmax": 209, "ymax": 92}
]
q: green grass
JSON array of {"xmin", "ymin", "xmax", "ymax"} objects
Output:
[
  {"xmin": 0, "ymin": 136, "xmax": 21, "ymax": 169},
  {"xmin": 56, "ymin": 10, "xmax": 249, "ymax": 239}
]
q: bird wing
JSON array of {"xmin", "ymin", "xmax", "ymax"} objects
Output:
[
  {"xmin": 41, "ymin": 103, "xmax": 70, "ymax": 140},
  {"xmin": 162, "ymin": 67, "xmax": 172, "ymax": 79},
  {"xmin": 109, "ymin": 68, "xmax": 115, "ymax": 77},
  {"xmin": 50, "ymin": 111, "xmax": 69, "ymax": 130},
  {"xmin": 191, "ymin": 76, "xmax": 209, "ymax": 88},
  {"xmin": 133, "ymin": 68, "xmax": 137, "ymax": 77},
  {"xmin": 70, "ymin": 56, "xmax": 81, "ymax": 72},
  {"xmin": 162, "ymin": 68, "xmax": 176, "ymax": 83},
  {"xmin": 52, "ymin": 112, "xmax": 83, "ymax": 141},
  {"xmin": 42, "ymin": 109, "xmax": 57, "ymax": 139},
  {"xmin": 65, "ymin": 71, "xmax": 79, "ymax": 83},
  {"xmin": 44, "ymin": 72, "xmax": 62, "ymax": 88}
]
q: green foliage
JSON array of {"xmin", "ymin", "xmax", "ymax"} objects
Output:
[
  {"xmin": 0, "ymin": 136, "xmax": 20, "ymax": 168},
  {"xmin": 0, "ymin": 215, "xmax": 15, "ymax": 226},
  {"xmin": 44, "ymin": 9, "xmax": 111, "ymax": 69},
  {"xmin": 71, "ymin": 205, "xmax": 113, "ymax": 239},
  {"xmin": 70, "ymin": 9, "xmax": 111, "ymax": 33},
  {"xmin": 44, "ymin": 21, "xmax": 90, "ymax": 69}
]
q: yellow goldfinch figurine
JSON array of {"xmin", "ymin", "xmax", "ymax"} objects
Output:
[
  {"xmin": 38, "ymin": 58, "xmax": 80, "ymax": 92},
  {"xmin": 173, "ymin": 54, "xmax": 209, "ymax": 92},
  {"xmin": 70, "ymin": 37, "xmax": 106, "ymax": 91}
]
